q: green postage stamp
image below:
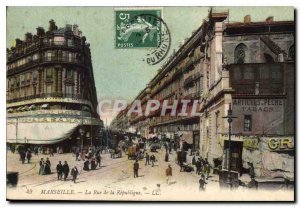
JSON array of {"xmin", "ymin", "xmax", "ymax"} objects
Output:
[{"xmin": 115, "ymin": 9, "xmax": 162, "ymax": 48}]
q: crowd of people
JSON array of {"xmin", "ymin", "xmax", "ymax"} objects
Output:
[
  {"xmin": 82, "ymin": 147, "xmax": 102, "ymax": 171},
  {"xmin": 12, "ymin": 141, "xmax": 212, "ymax": 190}
]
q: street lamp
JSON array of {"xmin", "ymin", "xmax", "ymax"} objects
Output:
[
  {"xmin": 79, "ymin": 126, "xmax": 85, "ymax": 153},
  {"xmin": 222, "ymin": 103, "xmax": 237, "ymax": 189}
]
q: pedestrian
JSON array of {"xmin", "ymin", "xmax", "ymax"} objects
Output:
[
  {"xmin": 196, "ymin": 158, "xmax": 201, "ymax": 175},
  {"xmin": 20, "ymin": 150, "xmax": 26, "ymax": 164},
  {"xmin": 56, "ymin": 161, "xmax": 63, "ymax": 180},
  {"xmin": 71, "ymin": 166, "xmax": 79, "ymax": 183},
  {"xmin": 166, "ymin": 164, "xmax": 172, "ymax": 185},
  {"xmin": 179, "ymin": 159, "xmax": 184, "ymax": 172},
  {"xmin": 199, "ymin": 174, "xmax": 207, "ymax": 191},
  {"xmin": 112, "ymin": 149, "xmax": 116, "ymax": 159},
  {"xmin": 49, "ymin": 148, "xmax": 54, "ymax": 157},
  {"xmin": 165, "ymin": 152, "xmax": 169, "ymax": 162},
  {"xmin": 88, "ymin": 148, "xmax": 92, "ymax": 159},
  {"xmin": 192, "ymin": 156, "xmax": 196, "ymax": 165},
  {"xmin": 63, "ymin": 161, "xmax": 70, "ymax": 181},
  {"xmin": 145, "ymin": 152, "xmax": 150, "ymax": 165},
  {"xmin": 150, "ymin": 154, "xmax": 156, "ymax": 167},
  {"xmin": 96, "ymin": 154, "xmax": 101, "ymax": 167},
  {"xmin": 75, "ymin": 149, "xmax": 80, "ymax": 161},
  {"xmin": 34, "ymin": 146, "xmax": 38, "ymax": 155},
  {"xmin": 45, "ymin": 157, "xmax": 51, "ymax": 174},
  {"xmin": 204, "ymin": 159, "xmax": 211, "ymax": 180},
  {"xmin": 39, "ymin": 158, "xmax": 45, "ymax": 175},
  {"xmin": 83, "ymin": 159, "xmax": 90, "ymax": 171},
  {"xmin": 133, "ymin": 160, "xmax": 139, "ymax": 178},
  {"xmin": 91, "ymin": 157, "xmax": 96, "ymax": 170},
  {"xmin": 26, "ymin": 150, "xmax": 32, "ymax": 163},
  {"xmin": 165, "ymin": 143, "xmax": 168, "ymax": 153}
]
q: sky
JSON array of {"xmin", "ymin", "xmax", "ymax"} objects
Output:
[{"xmin": 6, "ymin": 6, "xmax": 294, "ymax": 124}]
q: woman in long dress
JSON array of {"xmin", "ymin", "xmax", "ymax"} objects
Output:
[{"xmin": 39, "ymin": 158, "xmax": 45, "ymax": 175}]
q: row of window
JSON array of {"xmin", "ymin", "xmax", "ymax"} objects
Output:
[
  {"xmin": 7, "ymin": 68, "xmax": 78, "ymax": 89},
  {"xmin": 233, "ymin": 64, "xmax": 283, "ymax": 81},
  {"xmin": 234, "ymin": 43, "xmax": 295, "ymax": 64},
  {"xmin": 7, "ymin": 50, "xmax": 85, "ymax": 70}
]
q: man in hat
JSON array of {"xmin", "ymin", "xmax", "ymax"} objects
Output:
[
  {"xmin": 166, "ymin": 164, "xmax": 172, "ymax": 185},
  {"xmin": 71, "ymin": 166, "xmax": 79, "ymax": 183},
  {"xmin": 133, "ymin": 160, "xmax": 139, "ymax": 178},
  {"xmin": 199, "ymin": 174, "xmax": 207, "ymax": 191},
  {"xmin": 63, "ymin": 161, "xmax": 70, "ymax": 181},
  {"xmin": 56, "ymin": 161, "xmax": 63, "ymax": 180},
  {"xmin": 145, "ymin": 152, "xmax": 150, "ymax": 166}
]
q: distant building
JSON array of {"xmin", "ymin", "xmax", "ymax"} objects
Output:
[
  {"xmin": 112, "ymin": 10, "xmax": 295, "ymax": 180},
  {"xmin": 6, "ymin": 20, "xmax": 103, "ymax": 152}
]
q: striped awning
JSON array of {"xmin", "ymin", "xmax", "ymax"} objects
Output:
[{"xmin": 6, "ymin": 122, "xmax": 79, "ymax": 144}]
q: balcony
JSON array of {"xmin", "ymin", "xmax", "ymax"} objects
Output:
[
  {"xmin": 229, "ymin": 63, "xmax": 285, "ymax": 95},
  {"xmin": 7, "ymin": 56, "xmax": 89, "ymax": 76},
  {"xmin": 183, "ymin": 72, "xmax": 201, "ymax": 88},
  {"xmin": 7, "ymin": 40, "xmax": 89, "ymax": 62},
  {"xmin": 7, "ymin": 93, "xmax": 86, "ymax": 104}
]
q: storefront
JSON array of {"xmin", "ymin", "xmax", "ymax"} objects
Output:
[{"xmin": 242, "ymin": 136, "xmax": 294, "ymax": 180}]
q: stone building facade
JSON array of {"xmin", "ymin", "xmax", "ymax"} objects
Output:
[
  {"xmin": 112, "ymin": 10, "xmax": 295, "ymax": 179},
  {"xmin": 6, "ymin": 20, "xmax": 103, "ymax": 152}
]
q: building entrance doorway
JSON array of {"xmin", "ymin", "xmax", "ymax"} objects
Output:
[{"xmin": 224, "ymin": 140, "xmax": 243, "ymax": 174}]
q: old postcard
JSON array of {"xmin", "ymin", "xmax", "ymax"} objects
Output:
[{"xmin": 6, "ymin": 6, "xmax": 295, "ymax": 201}]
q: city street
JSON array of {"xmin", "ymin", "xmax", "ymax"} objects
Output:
[{"xmin": 7, "ymin": 146, "xmax": 294, "ymax": 201}]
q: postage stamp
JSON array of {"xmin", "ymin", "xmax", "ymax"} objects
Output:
[{"xmin": 115, "ymin": 10, "xmax": 162, "ymax": 48}]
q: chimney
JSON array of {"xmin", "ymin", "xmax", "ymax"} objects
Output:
[
  {"xmin": 15, "ymin": 38, "xmax": 23, "ymax": 47},
  {"xmin": 36, "ymin": 27, "xmax": 45, "ymax": 37},
  {"xmin": 24, "ymin": 32, "xmax": 32, "ymax": 42},
  {"xmin": 244, "ymin": 15, "xmax": 251, "ymax": 23},
  {"xmin": 266, "ymin": 16, "xmax": 274, "ymax": 23},
  {"xmin": 48, "ymin": 19, "xmax": 57, "ymax": 31},
  {"xmin": 66, "ymin": 24, "xmax": 72, "ymax": 31}
]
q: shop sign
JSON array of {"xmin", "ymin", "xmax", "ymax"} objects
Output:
[
  {"xmin": 243, "ymin": 138, "xmax": 259, "ymax": 149},
  {"xmin": 267, "ymin": 137, "xmax": 294, "ymax": 151}
]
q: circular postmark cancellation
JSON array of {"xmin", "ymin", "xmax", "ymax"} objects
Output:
[
  {"xmin": 136, "ymin": 14, "xmax": 171, "ymax": 65},
  {"xmin": 115, "ymin": 10, "xmax": 171, "ymax": 65}
]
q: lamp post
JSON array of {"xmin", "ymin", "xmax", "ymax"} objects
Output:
[
  {"xmin": 79, "ymin": 126, "xmax": 85, "ymax": 153},
  {"xmin": 222, "ymin": 103, "xmax": 237, "ymax": 189}
]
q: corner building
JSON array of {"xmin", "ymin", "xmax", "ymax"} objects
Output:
[
  {"xmin": 112, "ymin": 10, "xmax": 295, "ymax": 180},
  {"xmin": 6, "ymin": 20, "xmax": 103, "ymax": 152}
]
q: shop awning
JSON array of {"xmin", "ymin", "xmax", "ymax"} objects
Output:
[{"xmin": 6, "ymin": 122, "xmax": 79, "ymax": 144}]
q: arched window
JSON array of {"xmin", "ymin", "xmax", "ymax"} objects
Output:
[
  {"xmin": 234, "ymin": 43, "xmax": 247, "ymax": 64},
  {"xmin": 288, "ymin": 44, "xmax": 295, "ymax": 60}
]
